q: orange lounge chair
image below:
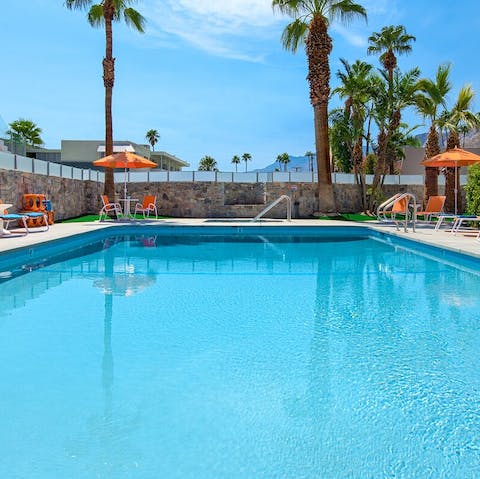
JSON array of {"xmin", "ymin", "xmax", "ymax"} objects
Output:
[
  {"xmin": 416, "ymin": 195, "xmax": 446, "ymax": 222},
  {"xmin": 134, "ymin": 195, "xmax": 158, "ymax": 219}
]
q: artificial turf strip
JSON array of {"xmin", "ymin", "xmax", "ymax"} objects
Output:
[
  {"xmin": 60, "ymin": 214, "xmax": 169, "ymax": 223},
  {"xmin": 317, "ymin": 213, "xmax": 376, "ymax": 222}
]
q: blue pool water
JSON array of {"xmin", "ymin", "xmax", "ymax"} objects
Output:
[{"xmin": 1, "ymin": 230, "xmax": 480, "ymax": 478}]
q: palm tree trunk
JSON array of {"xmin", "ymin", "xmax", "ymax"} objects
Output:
[
  {"xmin": 423, "ymin": 124, "xmax": 440, "ymax": 205},
  {"xmin": 444, "ymin": 130, "xmax": 461, "ymax": 212},
  {"xmin": 103, "ymin": 4, "xmax": 115, "ymax": 199},
  {"xmin": 306, "ymin": 16, "xmax": 335, "ymax": 213}
]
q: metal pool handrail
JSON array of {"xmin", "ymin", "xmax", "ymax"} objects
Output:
[
  {"xmin": 377, "ymin": 192, "xmax": 417, "ymax": 233},
  {"xmin": 251, "ymin": 195, "xmax": 292, "ymax": 222}
]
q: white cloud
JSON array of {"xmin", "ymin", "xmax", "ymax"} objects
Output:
[
  {"xmin": 331, "ymin": 24, "xmax": 367, "ymax": 48},
  {"xmin": 141, "ymin": 0, "xmax": 403, "ymax": 60},
  {"xmin": 143, "ymin": 0, "xmax": 281, "ymax": 62}
]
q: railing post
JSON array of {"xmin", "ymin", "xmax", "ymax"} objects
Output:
[
  {"xmin": 60, "ymin": 164, "xmax": 62, "ymax": 177},
  {"xmin": 14, "ymin": 154, "xmax": 17, "ymax": 170},
  {"xmin": 193, "ymin": 171, "xmax": 195, "ymax": 182}
]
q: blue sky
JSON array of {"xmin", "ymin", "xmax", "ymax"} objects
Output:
[{"xmin": 1, "ymin": 0, "xmax": 479, "ymax": 170}]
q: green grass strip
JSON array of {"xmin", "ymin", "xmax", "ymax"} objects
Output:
[
  {"xmin": 317, "ymin": 213, "xmax": 376, "ymax": 222},
  {"xmin": 60, "ymin": 214, "xmax": 169, "ymax": 223}
]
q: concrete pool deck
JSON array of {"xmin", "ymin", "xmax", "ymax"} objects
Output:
[{"xmin": 0, "ymin": 218, "xmax": 479, "ymax": 260}]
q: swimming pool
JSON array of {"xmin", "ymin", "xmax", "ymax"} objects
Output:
[{"xmin": 1, "ymin": 227, "xmax": 479, "ymax": 478}]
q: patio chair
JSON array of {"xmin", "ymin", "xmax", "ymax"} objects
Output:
[
  {"xmin": 416, "ymin": 195, "xmax": 446, "ymax": 222},
  {"xmin": 0, "ymin": 202, "xmax": 29, "ymax": 235},
  {"xmin": 134, "ymin": 195, "xmax": 158, "ymax": 219},
  {"xmin": 99, "ymin": 195, "xmax": 123, "ymax": 221},
  {"xmin": 382, "ymin": 196, "xmax": 409, "ymax": 220}
]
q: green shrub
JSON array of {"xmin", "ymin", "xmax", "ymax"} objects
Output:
[{"xmin": 465, "ymin": 164, "xmax": 480, "ymax": 215}]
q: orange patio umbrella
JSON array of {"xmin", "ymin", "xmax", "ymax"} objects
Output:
[
  {"xmin": 421, "ymin": 147, "xmax": 480, "ymax": 214},
  {"xmin": 93, "ymin": 151, "xmax": 157, "ymax": 199}
]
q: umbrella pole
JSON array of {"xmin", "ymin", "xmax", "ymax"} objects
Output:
[
  {"xmin": 454, "ymin": 162, "xmax": 458, "ymax": 215},
  {"xmin": 124, "ymin": 167, "xmax": 127, "ymax": 200}
]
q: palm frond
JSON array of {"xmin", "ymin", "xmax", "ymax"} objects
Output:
[
  {"xmin": 65, "ymin": 0, "xmax": 92, "ymax": 10},
  {"xmin": 124, "ymin": 8, "xmax": 146, "ymax": 32},
  {"xmin": 280, "ymin": 18, "xmax": 309, "ymax": 52},
  {"xmin": 330, "ymin": 0, "xmax": 367, "ymax": 25},
  {"xmin": 87, "ymin": 4, "xmax": 104, "ymax": 27},
  {"xmin": 272, "ymin": 0, "xmax": 303, "ymax": 17}
]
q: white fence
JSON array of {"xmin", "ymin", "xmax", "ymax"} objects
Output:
[
  {"xmin": 113, "ymin": 170, "xmax": 467, "ymax": 185},
  {"xmin": 0, "ymin": 151, "xmax": 105, "ymax": 182},
  {"xmin": 0, "ymin": 151, "xmax": 468, "ymax": 185}
]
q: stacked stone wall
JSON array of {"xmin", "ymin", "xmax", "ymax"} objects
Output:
[{"xmin": 0, "ymin": 169, "xmax": 455, "ymax": 220}]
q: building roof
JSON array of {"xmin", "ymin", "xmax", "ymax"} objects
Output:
[{"xmin": 151, "ymin": 150, "xmax": 190, "ymax": 167}]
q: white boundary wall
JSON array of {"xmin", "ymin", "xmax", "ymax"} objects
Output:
[{"xmin": 0, "ymin": 151, "xmax": 467, "ymax": 185}]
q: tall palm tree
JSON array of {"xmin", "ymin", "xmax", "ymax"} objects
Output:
[
  {"xmin": 272, "ymin": 0, "xmax": 367, "ymax": 213},
  {"xmin": 66, "ymin": 0, "xmax": 145, "ymax": 199},
  {"xmin": 277, "ymin": 152, "xmax": 290, "ymax": 172},
  {"xmin": 145, "ymin": 129, "xmax": 160, "ymax": 153},
  {"xmin": 242, "ymin": 152, "xmax": 252, "ymax": 172},
  {"xmin": 231, "ymin": 155, "xmax": 241, "ymax": 172},
  {"xmin": 415, "ymin": 64, "xmax": 452, "ymax": 202}
]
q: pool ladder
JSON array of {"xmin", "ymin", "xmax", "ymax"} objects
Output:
[
  {"xmin": 377, "ymin": 193, "xmax": 417, "ymax": 233},
  {"xmin": 251, "ymin": 195, "xmax": 292, "ymax": 222}
]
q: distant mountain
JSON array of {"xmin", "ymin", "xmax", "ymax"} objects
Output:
[
  {"xmin": 415, "ymin": 129, "xmax": 480, "ymax": 149},
  {"xmin": 254, "ymin": 155, "xmax": 314, "ymax": 173}
]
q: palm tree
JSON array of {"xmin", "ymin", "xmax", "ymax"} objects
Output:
[
  {"xmin": 66, "ymin": 0, "xmax": 145, "ymax": 199},
  {"xmin": 367, "ymin": 25, "xmax": 416, "ymax": 89},
  {"xmin": 242, "ymin": 152, "xmax": 252, "ymax": 172},
  {"xmin": 369, "ymin": 67, "xmax": 421, "ymax": 210},
  {"xmin": 231, "ymin": 155, "xmax": 241, "ymax": 172},
  {"xmin": 304, "ymin": 151, "xmax": 315, "ymax": 172},
  {"xmin": 198, "ymin": 155, "xmax": 218, "ymax": 171},
  {"xmin": 272, "ymin": 0, "xmax": 367, "ymax": 213},
  {"xmin": 333, "ymin": 58, "xmax": 374, "ymax": 208},
  {"xmin": 145, "ymin": 129, "xmax": 160, "ymax": 153},
  {"xmin": 277, "ymin": 152, "xmax": 290, "ymax": 172},
  {"xmin": 7, "ymin": 119, "xmax": 43, "ymax": 148},
  {"xmin": 443, "ymin": 85, "xmax": 479, "ymax": 212},
  {"xmin": 415, "ymin": 64, "xmax": 452, "ymax": 202}
]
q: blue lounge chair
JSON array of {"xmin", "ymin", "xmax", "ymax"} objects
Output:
[{"xmin": 0, "ymin": 203, "xmax": 29, "ymax": 235}]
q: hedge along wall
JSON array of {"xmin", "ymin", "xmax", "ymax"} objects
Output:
[{"xmin": 0, "ymin": 169, "xmax": 103, "ymax": 220}]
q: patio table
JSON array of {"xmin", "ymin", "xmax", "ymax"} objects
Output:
[{"xmin": 119, "ymin": 198, "xmax": 138, "ymax": 219}]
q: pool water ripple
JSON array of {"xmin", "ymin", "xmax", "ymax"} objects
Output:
[{"xmin": 0, "ymin": 233, "xmax": 479, "ymax": 478}]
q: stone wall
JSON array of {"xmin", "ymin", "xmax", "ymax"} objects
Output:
[
  {"xmin": 122, "ymin": 182, "xmax": 451, "ymax": 218},
  {"xmin": 0, "ymin": 169, "xmax": 103, "ymax": 220},
  {"xmin": 0, "ymin": 168, "xmax": 456, "ymax": 220}
]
